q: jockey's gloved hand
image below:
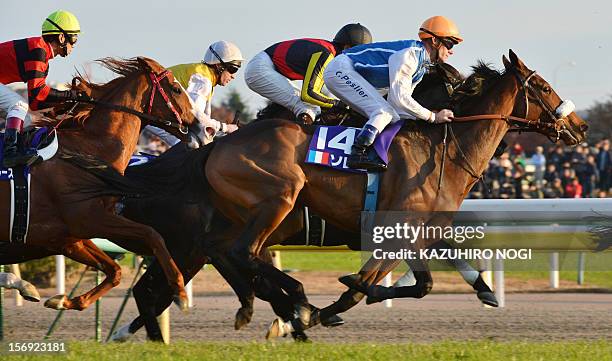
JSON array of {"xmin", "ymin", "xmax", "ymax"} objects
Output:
[
  {"xmin": 224, "ymin": 124, "xmax": 239, "ymax": 133},
  {"xmin": 330, "ymin": 100, "xmax": 350, "ymax": 113},
  {"xmin": 430, "ymin": 109, "xmax": 454, "ymax": 123},
  {"xmin": 68, "ymin": 89, "xmax": 93, "ymax": 103}
]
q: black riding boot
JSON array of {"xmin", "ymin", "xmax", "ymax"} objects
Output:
[
  {"xmin": 346, "ymin": 125, "xmax": 387, "ymax": 171},
  {"xmin": 3, "ymin": 128, "xmax": 38, "ymax": 168}
]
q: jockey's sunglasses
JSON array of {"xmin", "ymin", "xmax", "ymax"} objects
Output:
[
  {"xmin": 208, "ymin": 46, "xmax": 241, "ymax": 74},
  {"xmin": 439, "ymin": 37, "xmax": 455, "ymax": 50},
  {"xmin": 419, "ymin": 28, "xmax": 457, "ymax": 50}
]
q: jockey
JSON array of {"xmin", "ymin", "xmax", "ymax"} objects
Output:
[
  {"xmin": 146, "ymin": 40, "xmax": 242, "ymax": 147},
  {"xmin": 245, "ymin": 23, "xmax": 372, "ymax": 124},
  {"xmin": 0, "ymin": 10, "xmax": 88, "ymax": 167},
  {"xmin": 323, "ymin": 16, "xmax": 462, "ymax": 171}
]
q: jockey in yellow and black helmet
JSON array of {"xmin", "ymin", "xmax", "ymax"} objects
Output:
[{"xmin": 0, "ymin": 10, "xmax": 89, "ymax": 167}]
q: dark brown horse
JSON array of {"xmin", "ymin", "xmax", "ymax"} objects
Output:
[
  {"xmin": 0, "ymin": 57, "xmax": 197, "ymax": 310},
  {"xmin": 202, "ymin": 50, "xmax": 588, "ymax": 331}
]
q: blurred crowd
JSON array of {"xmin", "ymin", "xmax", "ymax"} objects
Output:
[{"xmin": 469, "ymin": 139, "xmax": 611, "ymax": 199}]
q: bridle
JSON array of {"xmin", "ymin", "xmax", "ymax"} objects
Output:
[
  {"xmin": 451, "ymin": 68, "xmax": 575, "ymax": 142},
  {"xmin": 436, "ymin": 66, "xmax": 576, "ymax": 193},
  {"xmin": 76, "ymin": 70, "xmax": 189, "ymax": 134}
]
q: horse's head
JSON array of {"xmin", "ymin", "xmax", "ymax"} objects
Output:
[
  {"xmin": 134, "ymin": 57, "xmax": 198, "ymax": 140},
  {"xmin": 502, "ymin": 49, "xmax": 588, "ymax": 145},
  {"xmin": 414, "ymin": 62, "xmax": 465, "ymax": 110}
]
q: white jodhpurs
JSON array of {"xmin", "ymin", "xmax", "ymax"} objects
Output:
[
  {"xmin": 323, "ymin": 54, "xmax": 400, "ymax": 133},
  {"xmin": 0, "ymin": 83, "xmax": 32, "ymax": 129},
  {"xmin": 245, "ymin": 51, "xmax": 319, "ymax": 120}
]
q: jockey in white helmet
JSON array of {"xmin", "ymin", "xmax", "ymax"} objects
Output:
[{"xmin": 146, "ymin": 40, "xmax": 243, "ymax": 147}]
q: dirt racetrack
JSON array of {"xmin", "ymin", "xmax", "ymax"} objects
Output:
[{"xmin": 3, "ymin": 290, "xmax": 611, "ymax": 343}]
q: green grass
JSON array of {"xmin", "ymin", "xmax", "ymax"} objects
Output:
[
  {"xmin": 278, "ymin": 251, "xmax": 612, "ymax": 288},
  {"xmin": 1, "ymin": 340, "xmax": 610, "ymax": 361}
]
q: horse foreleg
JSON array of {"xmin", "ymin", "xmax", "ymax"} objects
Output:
[{"xmin": 44, "ymin": 239, "xmax": 121, "ymax": 311}]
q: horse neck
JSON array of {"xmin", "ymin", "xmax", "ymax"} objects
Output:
[
  {"xmin": 62, "ymin": 74, "xmax": 148, "ymax": 173},
  {"xmin": 444, "ymin": 73, "xmax": 520, "ymax": 200}
]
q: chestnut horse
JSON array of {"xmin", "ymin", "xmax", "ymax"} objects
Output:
[
  {"xmin": 0, "ymin": 57, "xmax": 197, "ymax": 310},
  {"xmin": 202, "ymin": 50, "xmax": 588, "ymax": 330}
]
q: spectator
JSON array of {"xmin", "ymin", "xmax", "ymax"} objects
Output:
[
  {"xmin": 543, "ymin": 163, "xmax": 559, "ymax": 184},
  {"xmin": 596, "ymin": 140, "xmax": 611, "ymax": 192},
  {"xmin": 543, "ymin": 178, "xmax": 564, "ymax": 198},
  {"xmin": 564, "ymin": 177, "xmax": 583, "ymax": 198},
  {"xmin": 531, "ymin": 146, "xmax": 546, "ymax": 184},
  {"xmin": 576, "ymin": 154, "xmax": 597, "ymax": 197}
]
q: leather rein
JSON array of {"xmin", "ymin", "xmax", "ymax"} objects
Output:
[
  {"xmin": 436, "ymin": 68, "xmax": 574, "ymax": 193},
  {"xmin": 79, "ymin": 70, "xmax": 189, "ymax": 134}
]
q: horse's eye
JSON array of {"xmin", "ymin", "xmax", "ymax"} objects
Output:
[
  {"xmin": 542, "ymin": 85, "xmax": 552, "ymax": 94},
  {"xmin": 172, "ymin": 86, "xmax": 181, "ymax": 94}
]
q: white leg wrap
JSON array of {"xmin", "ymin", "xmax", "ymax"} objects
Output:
[
  {"xmin": 109, "ymin": 322, "xmax": 134, "ymax": 342},
  {"xmin": 0, "ymin": 272, "xmax": 20, "ymax": 289}
]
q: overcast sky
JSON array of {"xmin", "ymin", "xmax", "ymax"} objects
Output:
[{"xmin": 2, "ymin": 0, "xmax": 610, "ymax": 112}]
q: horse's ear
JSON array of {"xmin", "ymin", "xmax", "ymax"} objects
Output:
[
  {"xmin": 508, "ymin": 49, "xmax": 526, "ymax": 69},
  {"xmin": 502, "ymin": 55, "xmax": 512, "ymax": 71},
  {"xmin": 137, "ymin": 57, "xmax": 162, "ymax": 73}
]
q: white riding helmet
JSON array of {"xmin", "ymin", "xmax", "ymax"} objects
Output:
[{"xmin": 203, "ymin": 40, "xmax": 244, "ymax": 67}]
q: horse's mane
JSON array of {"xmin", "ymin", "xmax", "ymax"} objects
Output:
[
  {"xmin": 451, "ymin": 61, "xmax": 506, "ymax": 114},
  {"xmin": 255, "ymin": 102, "xmax": 295, "ymax": 121},
  {"xmin": 34, "ymin": 57, "xmax": 148, "ymax": 128}
]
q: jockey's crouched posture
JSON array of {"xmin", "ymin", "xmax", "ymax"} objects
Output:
[
  {"xmin": 0, "ymin": 10, "xmax": 89, "ymax": 168},
  {"xmin": 323, "ymin": 16, "xmax": 462, "ymax": 171},
  {"xmin": 245, "ymin": 24, "xmax": 372, "ymax": 124},
  {"xmin": 146, "ymin": 41, "xmax": 242, "ymax": 147}
]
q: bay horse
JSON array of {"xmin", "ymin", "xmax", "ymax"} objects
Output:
[
  {"xmin": 0, "ymin": 57, "xmax": 197, "ymax": 311},
  {"xmin": 91, "ymin": 62, "xmax": 495, "ymax": 341},
  {"xmin": 202, "ymin": 50, "xmax": 588, "ymax": 331}
]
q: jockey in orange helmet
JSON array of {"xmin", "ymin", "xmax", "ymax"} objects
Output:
[{"xmin": 324, "ymin": 16, "xmax": 462, "ymax": 171}]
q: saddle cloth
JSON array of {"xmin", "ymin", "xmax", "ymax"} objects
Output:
[
  {"xmin": 305, "ymin": 120, "xmax": 404, "ymax": 172},
  {"xmin": 0, "ymin": 127, "xmax": 58, "ymax": 243}
]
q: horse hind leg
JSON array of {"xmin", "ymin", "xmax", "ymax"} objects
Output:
[
  {"xmin": 44, "ymin": 239, "xmax": 122, "ymax": 311},
  {"xmin": 0, "ymin": 271, "xmax": 40, "ymax": 302}
]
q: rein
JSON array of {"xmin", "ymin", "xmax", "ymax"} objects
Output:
[
  {"xmin": 435, "ymin": 68, "xmax": 574, "ymax": 195},
  {"xmin": 80, "ymin": 70, "xmax": 189, "ymax": 134}
]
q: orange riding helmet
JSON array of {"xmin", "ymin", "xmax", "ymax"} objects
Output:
[{"xmin": 418, "ymin": 16, "xmax": 463, "ymax": 44}]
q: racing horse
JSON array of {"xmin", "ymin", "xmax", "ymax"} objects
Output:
[
  {"xmin": 0, "ymin": 57, "xmax": 197, "ymax": 310},
  {"xmin": 93, "ymin": 62, "xmax": 494, "ymax": 341},
  {"xmin": 202, "ymin": 50, "xmax": 588, "ymax": 330}
]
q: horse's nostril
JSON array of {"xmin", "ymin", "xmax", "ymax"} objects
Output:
[{"xmin": 580, "ymin": 124, "xmax": 589, "ymax": 132}]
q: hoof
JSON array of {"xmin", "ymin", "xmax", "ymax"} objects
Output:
[
  {"xmin": 266, "ymin": 318, "xmax": 286, "ymax": 340},
  {"xmin": 338, "ymin": 273, "xmax": 368, "ymax": 293},
  {"xmin": 173, "ymin": 295, "xmax": 189, "ymax": 312},
  {"xmin": 234, "ymin": 307, "xmax": 253, "ymax": 330},
  {"xmin": 366, "ymin": 285, "xmax": 395, "ymax": 305},
  {"xmin": 109, "ymin": 323, "xmax": 134, "ymax": 343},
  {"xmin": 321, "ymin": 314, "xmax": 345, "ymax": 327},
  {"xmin": 292, "ymin": 331, "xmax": 311, "ymax": 343},
  {"xmin": 295, "ymin": 303, "xmax": 311, "ymax": 326},
  {"xmin": 19, "ymin": 281, "xmax": 41, "ymax": 302},
  {"xmin": 477, "ymin": 291, "xmax": 499, "ymax": 307},
  {"xmin": 44, "ymin": 295, "xmax": 67, "ymax": 310}
]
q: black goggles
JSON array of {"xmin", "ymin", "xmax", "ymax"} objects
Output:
[
  {"xmin": 224, "ymin": 63, "xmax": 240, "ymax": 74},
  {"xmin": 66, "ymin": 33, "xmax": 78, "ymax": 45},
  {"xmin": 439, "ymin": 37, "xmax": 455, "ymax": 50},
  {"xmin": 208, "ymin": 46, "xmax": 241, "ymax": 74}
]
